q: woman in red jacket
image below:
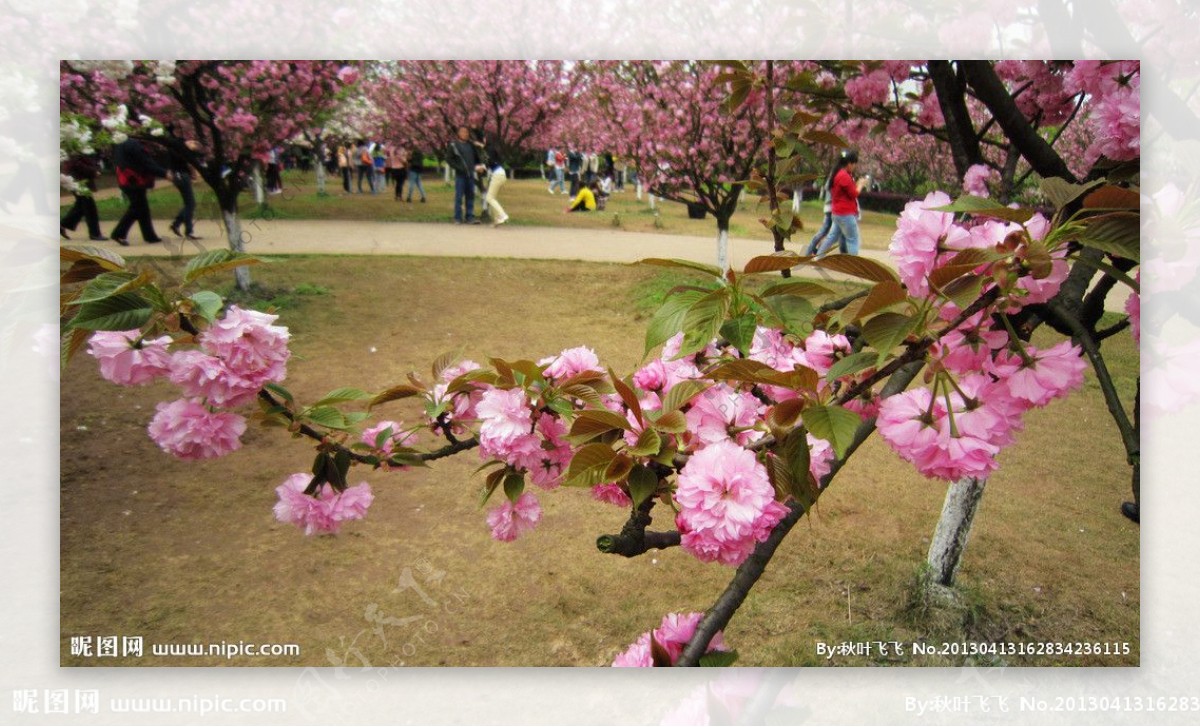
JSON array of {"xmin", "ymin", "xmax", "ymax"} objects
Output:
[{"xmin": 815, "ymin": 149, "xmax": 870, "ymax": 256}]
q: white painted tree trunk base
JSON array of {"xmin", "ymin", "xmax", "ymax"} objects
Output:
[
  {"xmin": 926, "ymin": 477, "xmax": 988, "ymax": 587},
  {"xmin": 717, "ymin": 228, "xmax": 729, "ymax": 274},
  {"xmin": 222, "ymin": 210, "xmax": 251, "ymax": 291}
]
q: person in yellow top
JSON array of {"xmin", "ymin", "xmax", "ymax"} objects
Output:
[{"xmin": 565, "ymin": 180, "xmax": 598, "ymax": 212}]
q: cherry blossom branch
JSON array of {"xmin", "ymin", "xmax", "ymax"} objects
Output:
[
  {"xmin": 676, "ymin": 360, "xmax": 926, "ymax": 666},
  {"xmin": 256, "ymin": 390, "xmax": 478, "ymax": 465}
]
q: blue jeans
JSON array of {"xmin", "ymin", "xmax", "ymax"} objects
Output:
[
  {"xmin": 817, "ymin": 214, "xmax": 861, "ymax": 255},
  {"xmin": 406, "ymin": 169, "xmax": 426, "ymax": 201},
  {"xmin": 805, "ymin": 212, "xmax": 832, "ymax": 255},
  {"xmin": 454, "ymin": 174, "xmax": 476, "ymax": 221},
  {"xmin": 549, "ymin": 167, "xmax": 565, "ymax": 193}
]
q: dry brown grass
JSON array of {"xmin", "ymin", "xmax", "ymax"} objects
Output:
[{"xmin": 60, "ymin": 255, "xmax": 1138, "ymax": 666}]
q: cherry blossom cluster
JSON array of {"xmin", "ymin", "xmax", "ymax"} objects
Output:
[
  {"xmin": 878, "ymin": 192, "xmax": 1087, "ymax": 480},
  {"xmin": 273, "ymin": 473, "xmax": 374, "ymax": 536},
  {"xmin": 611, "ymin": 611, "xmax": 729, "ymax": 667},
  {"xmin": 86, "ymin": 306, "xmax": 290, "ymax": 461}
]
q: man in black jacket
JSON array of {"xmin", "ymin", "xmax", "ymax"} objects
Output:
[
  {"xmin": 446, "ymin": 126, "xmax": 481, "ymax": 224},
  {"xmin": 111, "ymin": 137, "xmax": 169, "ymax": 246}
]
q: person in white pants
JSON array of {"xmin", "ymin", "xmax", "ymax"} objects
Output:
[{"xmin": 480, "ymin": 136, "xmax": 509, "ymax": 227}]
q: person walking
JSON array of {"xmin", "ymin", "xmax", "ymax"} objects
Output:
[
  {"xmin": 814, "ymin": 149, "xmax": 870, "ymax": 256},
  {"xmin": 566, "ymin": 148, "xmax": 582, "ymax": 198},
  {"xmin": 166, "ymin": 127, "xmax": 201, "ymax": 240},
  {"xmin": 388, "ymin": 144, "xmax": 408, "ymax": 200},
  {"xmin": 547, "ymin": 148, "xmax": 565, "ymax": 194},
  {"xmin": 60, "ymin": 153, "xmax": 106, "ymax": 241},
  {"xmin": 406, "ymin": 149, "xmax": 427, "ymax": 203},
  {"xmin": 446, "ymin": 126, "xmax": 481, "ymax": 224},
  {"xmin": 804, "ymin": 174, "xmax": 834, "ymax": 256},
  {"xmin": 337, "ymin": 143, "xmax": 352, "ymax": 193},
  {"xmin": 355, "ymin": 139, "xmax": 374, "ymax": 194},
  {"xmin": 110, "ymin": 137, "xmax": 168, "ymax": 246},
  {"xmin": 481, "ymin": 136, "xmax": 509, "ymax": 227}
]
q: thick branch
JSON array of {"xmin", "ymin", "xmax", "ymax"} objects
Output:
[
  {"xmin": 959, "ymin": 61, "xmax": 1077, "ymax": 183},
  {"xmin": 928, "ymin": 61, "xmax": 983, "ymax": 179},
  {"xmin": 676, "ymin": 360, "xmax": 925, "ymax": 666}
]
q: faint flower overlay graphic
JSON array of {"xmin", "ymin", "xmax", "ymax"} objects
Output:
[{"xmin": 2, "ymin": 0, "xmax": 1193, "ymax": 724}]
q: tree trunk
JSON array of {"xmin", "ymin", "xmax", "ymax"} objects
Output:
[
  {"xmin": 927, "ymin": 477, "xmax": 987, "ymax": 586},
  {"xmin": 636, "ymin": 180, "xmax": 643, "ymax": 201},
  {"xmin": 251, "ymin": 163, "xmax": 264, "ymax": 206},
  {"xmin": 443, "ymin": 162, "xmax": 452, "ymax": 184},
  {"xmin": 222, "ymin": 208, "xmax": 252, "ymax": 292},
  {"xmin": 313, "ymin": 140, "xmax": 327, "ymax": 196},
  {"xmin": 716, "ymin": 223, "xmax": 730, "ymax": 274}
]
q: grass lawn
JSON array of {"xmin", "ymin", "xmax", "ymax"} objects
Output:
[
  {"xmin": 59, "ymin": 255, "xmax": 1139, "ymax": 667},
  {"xmin": 83, "ymin": 169, "xmax": 902, "ymax": 251}
]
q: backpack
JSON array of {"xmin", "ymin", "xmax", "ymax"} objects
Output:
[{"xmin": 360, "ymin": 150, "xmax": 371, "ymax": 165}]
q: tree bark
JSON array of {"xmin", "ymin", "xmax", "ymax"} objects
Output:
[
  {"xmin": 928, "ymin": 61, "xmax": 983, "ymax": 180},
  {"xmin": 959, "ymin": 61, "xmax": 1078, "ymax": 183},
  {"xmin": 927, "ymin": 477, "xmax": 988, "ymax": 586}
]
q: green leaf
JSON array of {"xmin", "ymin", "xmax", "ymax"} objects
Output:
[
  {"xmin": 264, "ymin": 382, "xmax": 294, "ymax": 403},
  {"xmin": 761, "ymin": 295, "xmax": 816, "ymax": 337},
  {"xmin": 67, "ymin": 292, "xmax": 154, "ymax": 331},
  {"xmin": 679, "ymin": 288, "xmax": 731, "ymax": 357},
  {"xmin": 605, "ymin": 453, "xmax": 635, "ymax": 482},
  {"xmin": 653, "ymin": 409, "xmax": 687, "ymax": 433},
  {"xmin": 567, "ymin": 409, "xmax": 632, "ymax": 444},
  {"xmin": 61, "ymin": 245, "xmax": 126, "ymax": 271},
  {"xmin": 825, "ymin": 350, "xmax": 878, "ymax": 381},
  {"xmin": 503, "ymin": 471, "xmax": 525, "ymax": 503},
  {"xmin": 637, "ymin": 258, "xmax": 723, "ymax": 277},
  {"xmin": 188, "ymin": 290, "xmax": 224, "ymax": 323},
  {"xmin": 1040, "ymin": 177, "xmax": 1103, "ymax": 210},
  {"xmin": 304, "ymin": 405, "xmax": 350, "ymax": 430},
  {"xmin": 627, "ymin": 464, "xmax": 658, "ymax": 507},
  {"xmin": 698, "ymin": 650, "xmax": 739, "ymax": 667},
  {"xmin": 761, "ymin": 280, "xmax": 835, "ymax": 299},
  {"xmin": 313, "ymin": 387, "xmax": 372, "ymax": 407},
  {"xmin": 183, "ymin": 248, "xmax": 263, "ymax": 283},
  {"xmin": 628, "ymin": 427, "xmax": 662, "ymax": 457},
  {"xmin": 719, "ymin": 314, "xmax": 757, "ymax": 355},
  {"xmin": 801, "ymin": 404, "xmax": 861, "ymax": 458},
  {"xmin": 479, "ymin": 467, "xmax": 506, "ymax": 508},
  {"xmin": 72, "ymin": 271, "xmax": 145, "ymax": 304},
  {"xmin": 645, "ymin": 289, "xmax": 707, "ymax": 355},
  {"xmin": 862, "ymin": 312, "xmax": 915, "ymax": 357},
  {"xmin": 1077, "ymin": 215, "xmax": 1140, "ymax": 262},
  {"xmin": 660, "ymin": 380, "xmax": 713, "ymax": 413},
  {"xmin": 565, "ymin": 443, "xmax": 617, "ymax": 487},
  {"xmin": 60, "ymin": 327, "xmax": 90, "ymax": 369},
  {"xmin": 930, "ymin": 195, "xmax": 1034, "ymax": 223}
]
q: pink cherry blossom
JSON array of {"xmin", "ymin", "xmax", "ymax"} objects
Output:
[
  {"xmin": 875, "ymin": 387, "xmax": 1001, "ymax": 481},
  {"xmin": 273, "ymin": 473, "xmax": 374, "ymax": 536},
  {"xmin": 962, "ymin": 164, "xmax": 996, "ymax": 198},
  {"xmin": 991, "ymin": 341, "xmax": 1087, "ymax": 408},
  {"xmin": 199, "ymin": 305, "xmax": 290, "ymax": 388},
  {"xmin": 798, "ymin": 330, "xmax": 853, "ymax": 376},
  {"xmin": 1126, "ymin": 272, "xmax": 1140, "ymax": 345},
  {"xmin": 542, "ymin": 345, "xmax": 602, "ymax": 380},
  {"xmin": 611, "ymin": 611, "xmax": 729, "ymax": 667},
  {"xmin": 475, "ymin": 387, "xmax": 538, "ymax": 461},
  {"xmin": 888, "ymin": 191, "xmax": 971, "ymax": 297},
  {"xmin": 361, "ymin": 420, "xmax": 415, "ymax": 455},
  {"xmin": 674, "ymin": 440, "xmax": 786, "ymax": 566},
  {"xmin": 86, "ymin": 329, "xmax": 172, "ymax": 386},
  {"xmin": 486, "ymin": 492, "xmax": 542, "ymax": 541},
  {"xmin": 592, "ymin": 482, "xmax": 633, "ymax": 507},
  {"xmin": 684, "ymin": 384, "xmax": 765, "ymax": 450},
  {"xmin": 167, "ymin": 349, "xmax": 261, "ymax": 408},
  {"xmin": 147, "ymin": 398, "xmax": 246, "ymax": 460}
]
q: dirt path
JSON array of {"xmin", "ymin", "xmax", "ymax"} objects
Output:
[{"xmin": 87, "ymin": 216, "xmax": 1132, "ymax": 311}]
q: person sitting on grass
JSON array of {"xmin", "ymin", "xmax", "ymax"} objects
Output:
[{"xmin": 565, "ymin": 180, "xmax": 599, "ymax": 213}]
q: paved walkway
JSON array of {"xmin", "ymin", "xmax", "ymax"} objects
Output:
[{"xmin": 87, "ymin": 216, "xmax": 1131, "ymax": 312}]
